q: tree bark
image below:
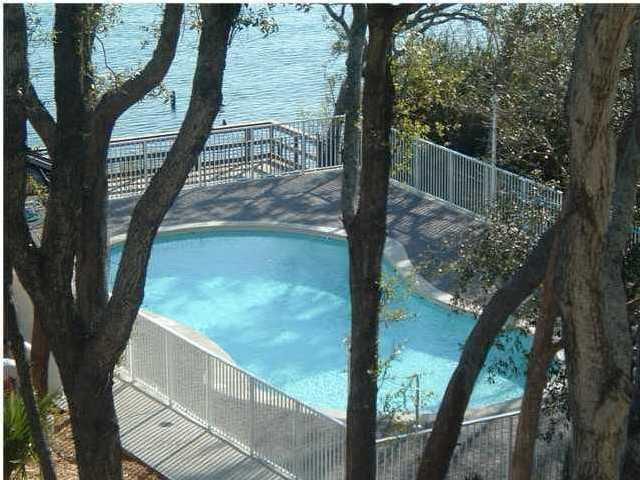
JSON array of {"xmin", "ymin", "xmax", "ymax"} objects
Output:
[
  {"xmin": 4, "ymin": 5, "xmax": 56, "ymax": 479},
  {"xmin": 337, "ymin": 4, "xmax": 367, "ymax": 223},
  {"xmin": 618, "ymin": 23, "xmax": 640, "ymax": 480},
  {"xmin": 510, "ymin": 277, "xmax": 560, "ymax": 480},
  {"xmin": 416, "ymin": 223, "xmax": 558, "ymax": 480},
  {"xmin": 554, "ymin": 6, "xmax": 636, "ymax": 479},
  {"xmin": 344, "ymin": 6, "xmax": 412, "ymax": 480}
]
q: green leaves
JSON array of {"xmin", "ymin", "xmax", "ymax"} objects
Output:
[{"xmin": 3, "ymin": 391, "xmax": 57, "ymax": 480}]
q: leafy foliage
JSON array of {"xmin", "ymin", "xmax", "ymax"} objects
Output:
[
  {"xmin": 3, "ymin": 391, "xmax": 57, "ymax": 479},
  {"xmin": 392, "ymin": 5, "xmax": 587, "ymax": 186}
]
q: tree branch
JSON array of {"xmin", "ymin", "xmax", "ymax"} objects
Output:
[
  {"xmin": 95, "ymin": 4, "xmax": 183, "ymax": 123},
  {"xmin": 99, "ymin": 4, "xmax": 240, "ymax": 365},
  {"xmin": 4, "ymin": 3, "xmax": 44, "ymax": 302},
  {"xmin": 324, "ymin": 4, "xmax": 350, "ymax": 36},
  {"xmin": 417, "ymin": 222, "xmax": 559, "ymax": 480},
  {"xmin": 402, "ymin": 4, "xmax": 486, "ymax": 33},
  {"xmin": 20, "ymin": 83, "xmax": 57, "ymax": 153}
]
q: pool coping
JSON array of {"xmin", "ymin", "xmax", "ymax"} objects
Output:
[{"xmin": 109, "ymin": 220, "xmax": 521, "ymax": 422}]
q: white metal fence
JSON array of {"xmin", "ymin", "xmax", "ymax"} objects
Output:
[
  {"xmin": 106, "ymin": 117, "xmax": 344, "ymax": 197},
  {"xmin": 376, "ymin": 412, "xmax": 568, "ymax": 480},
  {"xmin": 389, "ymin": 130, "xmax": 564, "ymax": 237},
  {"xmin": 118, "ymin": 312, "xmax": 346, "ymax": 480},
  {"xmin": 117, "ymin": 312, "xmax": 569, "ymax": 480}
]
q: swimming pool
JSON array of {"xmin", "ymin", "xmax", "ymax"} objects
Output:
[{"xmin": 109, "ymin": 228, "xmax": 527, "ymax": 413}]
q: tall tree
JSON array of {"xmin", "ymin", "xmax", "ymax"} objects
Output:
[
  {"xmin": 6, "ymin": 4, "xmax": 240, "ymax": 478},
  {"xmin": 554, "ymin": 6, "xmax": 636, "ymax": 478},
  {"xmin": 511, "ymin": 19, "xmax": 640, "ymax": 479},
  {"xmin": 343, "ymin": 5, "xmax": 415, "ymax": 479},
  {"xmin": 622, "ymin": 27, "xmax": 640, "ymax": 480},
  {"xmin": 4, "ymin": 5, "xmax": 56, "ymax": 479}
]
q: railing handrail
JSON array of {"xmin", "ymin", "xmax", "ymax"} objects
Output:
[
  {"xmin": 375, "ymin": 409, "xmax": 522, "ymax": 446},
  {"xmin": 110, "ymin": 115, "xmax": 344, "ymax": 145},
  {"xmin": 404, "ymin": 132, "xmax": 564, "ymax": 199},
  {"xmin": 108, "ymin": 119, "xmax": 279, "ymax": 145}
]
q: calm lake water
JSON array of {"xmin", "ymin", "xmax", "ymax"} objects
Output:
[{"xmin": 27, "ymin": 4, "xmax": 345, "ymax": 145}]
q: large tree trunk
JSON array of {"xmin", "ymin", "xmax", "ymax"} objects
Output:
[
  {"xmin": 64, "ymin": 363, "xmax": 121, "ymax": 479},
  {"xmin": 416, "ymin": 224, "xmax": 557, "ymax": 480},
  {"xmin": 3, "ymin": 5, "xmax": 56, "ymax": 479},
  {"xmin": 554, "ymin": 6, "xmax": 636, "ymax": 479},
  {"xmin": 7, "ymin": 4, "xmax": 239, "ymax": 479},
  {"xmin": 344, "ymin": 6, "xmax": 411, "ymax": 480},
  {"xmin": 618, "ymin": 24, "xmax": 640, "ymax": 479}
]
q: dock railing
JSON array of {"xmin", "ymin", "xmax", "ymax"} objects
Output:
[{"xmin": 105, "ymin": 117, "xmax": 344, "ymax": 197}]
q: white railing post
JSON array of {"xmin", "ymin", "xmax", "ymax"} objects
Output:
[
  {"xmin": 249, "ymin": 376, "xmax": 256, "ymax": 457},
  {"xmin": 204, "ymin": 355, "xmax": 209, "ymax": 430},
  {"xmin": 293, "ymin": 403, "xmax": 301, "ymax": 476},
  {"xmin": 164, "ymin": 330, "xmax": 172, "ymax": 405},
  {"xmin": 447, "ymin": 151, "xmax": 455, "ymax": 204},
  {"xmin": 142, "ymin": 140, "xmax": 148, "ymax": 190},
  {"xmin": 301, "ymin": 131, "xmax": 307, "ymax": 172},
  {"xmin": 507, "ymin": 414, "xmax": 515, "ymax": 479},
  {"xmin": 127, "ymin": 331, "xmax": 134, "ymax": 383}
]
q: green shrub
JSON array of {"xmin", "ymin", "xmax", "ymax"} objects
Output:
[{"xmin": 3, "ymin": 390, "xmax": 56, "ymax": 479}]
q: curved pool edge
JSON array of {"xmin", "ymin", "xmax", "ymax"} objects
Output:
[
  {"xmin": 137, "ymin": 309, "xmax": 235, "ymax": 366},
  {"xmin": 109, "ymin": 220, "xmax": 522, "ymax": 422},
  {"xmin": 110, "ymin": 219, "xmax": 456, "ymax": 307}
]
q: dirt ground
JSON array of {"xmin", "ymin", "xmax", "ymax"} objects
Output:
[{"xmin": 25, "ymin": 410, "xmax": 162, "ymax": 480}]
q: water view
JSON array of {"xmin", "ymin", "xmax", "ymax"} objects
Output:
[{"xmin": 27, "ymin": 4, "xmax": 345, "ymax": 145}]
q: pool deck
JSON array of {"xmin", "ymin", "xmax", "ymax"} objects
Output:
[{"xmin": 108, "ymin": 169, "xmax": 483, "ymax": 294}]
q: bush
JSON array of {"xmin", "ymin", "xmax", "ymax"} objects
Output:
[{"xmin": 4, "ymin": 390, "xmax": 56, "ymax": 479}]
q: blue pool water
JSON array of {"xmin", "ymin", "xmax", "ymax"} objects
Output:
[{"xmin": 109, "ymin": 230, "xmax": 527, "ymax": 413}]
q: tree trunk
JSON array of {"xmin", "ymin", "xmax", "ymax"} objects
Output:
[
  {"xmin": 338, "ymin": 4, "xmax": 367, "ymax": 223},
  {"xmin": 64, "ymin": 364, "xmax": 121, "ymax": 479},
  {"xmin": 344, "ymin": 6, "xmax": 410, "ymax": 480},
  {"xmin": 510, "ymin": 279, "xmax": 560, "ymax": 480},
  {"xmin": 7, "ymin": 5, "xmax": 240, "ymax": 480},
  {"xmin": 5, "ymin": 282, "xmax": 57, "ymax": 480},
  {"xmin": 416, "ymin": 224, "xmax": 557, "ymax": 480},
  {"xmin": 618, "ymin": 23, "xmax": 640, "ymax": 479},
  {"xmin": 554, "ymin": 6, "xmax": 636, "ymax": 479},
  {"xmin": 4, "ymin": 5, "xmax": 56, "ymax": 479},
  {"xmin": 5, "ymin": 283, "xmax": 57, "ymax": 480}
]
